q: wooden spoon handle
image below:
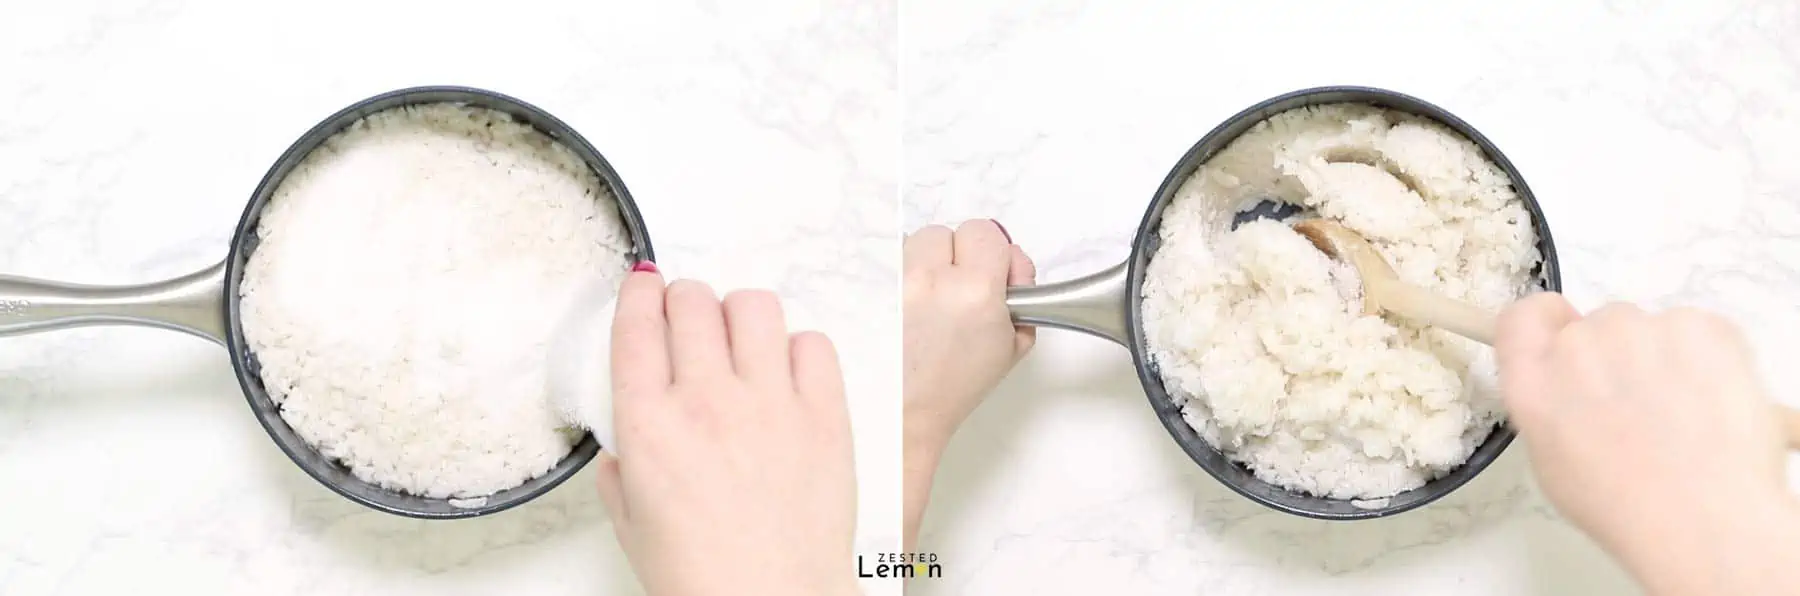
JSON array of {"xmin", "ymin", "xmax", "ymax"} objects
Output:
[{"xmin": 1372, "ymin": 280, "xmax": 1499, "ymax": 345}]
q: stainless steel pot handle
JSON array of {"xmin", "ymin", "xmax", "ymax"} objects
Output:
[
  {"xmin": 0, "ymin": 261, "xmax": 227, "ymax": 345},
  {"xmin": 1004, "ymin": 261, "xmax": 1130, "ymax": 345}
]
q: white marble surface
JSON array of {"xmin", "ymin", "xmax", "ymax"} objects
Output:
[
  {"xmin": 0, "ymin": 1, "xmax": 898, "ymax": 595},
  {"xmin": 905, "ymin": 1, "xmax": 1800, "ymax": 594}
]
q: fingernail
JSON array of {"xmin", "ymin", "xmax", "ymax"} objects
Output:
[
  {"xmin": 991, "ymin": 219, "xmax": 1013, "ymax": 244},
  {"xmin": 632, "ymin": 260, "xmax": 659, "ymax": 274}
]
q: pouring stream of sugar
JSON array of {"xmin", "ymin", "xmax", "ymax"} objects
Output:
[
  {"xmin": 544, "ymin": 266, "xmax": 818, "ymax": 455},
  {"xmin": 546, "ymin": 273, "xmax": 623, "ymax": 453},
  {"xmin": 1293, "ymin": 218, "xmax": 1800, "ymax": 450}
]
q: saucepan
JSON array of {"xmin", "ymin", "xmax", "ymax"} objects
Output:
[
  {"xmin": 1006, "ymin": 86, "xmax": 1562, "ymax": 519},
  {"xmin": 0, "ymin": 86, "xmax": 654, "ymax": 519}
]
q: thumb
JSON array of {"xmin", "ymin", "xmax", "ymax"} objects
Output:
[
  {"xmin": 594, "ymin": 452, "xmax": 630, "ymax": 530},
  {"xmin": 1495, "ymin": 291, "xmax": 1580, "ymax": 422},
  {"xmin": 1007, "ymin": 244, "xmax": 1037, "ymax": 357}
]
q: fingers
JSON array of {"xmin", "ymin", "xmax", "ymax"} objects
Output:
[
  {"xmin": 723, "ymin": 290, "xmax": 791, "ymax": 386},
  {"xmin": 1496, "ymin": 292, "xmax": 1581, "ymax": 364},
  {"xmin": 952, "ymin": 219, "xmax": 1012, "ymax": 274},
  {"xmin": 666, "ymin": 280, "xmax": 733, "ymax": 383},
  {"xmin": 612, "ymin": 268, "xmax": 672, "ymax": 395},
  {"xmin": 1495, "ymin": 291, "xmax": 1581, "ymax": 418},
  {"xmin": 905, "ymin": 225, "xmax": 953, "ymax": 271},
  {"xmin": 1583, "ymin": 302, "xmax": 1656, "ymax": 379},
  {"xmin": 1008, "ymin": 244, "xmax": 1038, "ymax": 356},
  {"xmin": 1663, "ymin": 306, "xmax": 1750, "ymax": 361},
  {"xmin": 1662, "ymin": 307, "xmax": 1760, "ymax": 396},
  {"xmin": 593, "ymin": 452, "xmax": 629, "ymax": 527},
  {"xmin": 790, "ymin": 330, "xmax": 845, "ymax": 404},
  {"xmin": 1006, "ymin": 243, "xmax": 1035, "ymax": 286},
  {"xmin": 643, "ymin": 276, "xmax": 811, "ymax": 390},
  {"xmin": 1583, "ymin": 302, "xmax": 1647, "ymax": 334}
]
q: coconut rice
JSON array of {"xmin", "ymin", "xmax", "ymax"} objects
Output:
[
  {"xmin": 240, "ymin": 103, "xmax": 633, "ymax": 499},
  {"xmin": 1140, "ymin": 103, "xmax": 1541, "ymax": 500}
]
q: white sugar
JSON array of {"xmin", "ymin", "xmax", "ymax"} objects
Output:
[{"xmin": 239, "ymin": 103, "xmax": 632, "ymax": 499}]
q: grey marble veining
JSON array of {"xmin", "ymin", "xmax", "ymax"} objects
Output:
[{"xmin": 6, "ymin": 0, "xmax": 1799, "ymax": 594}]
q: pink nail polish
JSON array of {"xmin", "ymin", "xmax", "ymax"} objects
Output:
[
  {"xmin": 632, "ymin": 260, "xmax": 660, "ymax": 274},
  {"xmin": 991, "ymin": 219, "xmax": 1013, "ymax": 244}
]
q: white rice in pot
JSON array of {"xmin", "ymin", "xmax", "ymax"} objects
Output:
[
  {"xmin": 240, "ymin": 103, "xmax": 634, "ymax": 499},
  {"xmin": 1140, "ymin": 103, "xmax": 1541, "ymax": 500}
]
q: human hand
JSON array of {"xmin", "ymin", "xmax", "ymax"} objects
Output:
[
  {"xmin": 902, "ymin": 219, "xmax": 1036, "ymax": 454},
  {"xmin": 1495, "ymin": 294, "xmax": 1799, "ymax": 594},
  {"xmin": 902, "ymin": 219, "xmax": 1034, "ymax": 550},
  {"xmin": 596, "ymin": 265, "xmax": 858, "ymax": 596}
]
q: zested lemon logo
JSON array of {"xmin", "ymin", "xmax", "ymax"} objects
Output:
[{"xmin": 857, "ymin": 552, "xmax": 941, "ymax": 579}]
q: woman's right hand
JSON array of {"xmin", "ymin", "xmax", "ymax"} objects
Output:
[
  {"xmin": 597, "ymin": 266, "xmax": 858, "ymax": 596},
  {"xmin": 1495, "ymin": 293, "xmax": 1799, "ymax": 594}
]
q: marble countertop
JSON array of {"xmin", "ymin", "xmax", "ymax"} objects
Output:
[
  {"xmin": 905, "ymin": 1, "xmax": 1800, "ymax": 594},
  {"xmin": 10, "ymin": 0, "xmax": 1800, "ymax": 594},
  {"xmin": 0, "ymin": 1, "xmax": 897, "ymax": 595}
]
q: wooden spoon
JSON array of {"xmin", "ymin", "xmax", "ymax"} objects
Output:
[{"xmin": 1292, "ymin": 218, "xmax": 1800, "ymax": 449}]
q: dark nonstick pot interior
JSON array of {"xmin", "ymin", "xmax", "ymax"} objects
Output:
[
  {"xmin": 1007, "ymin": 86, "xmax": 1560, "ymax": 520},
  {"xmin": 224, "ymin": 86, "xmax": 655, "ymax": 519}
]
